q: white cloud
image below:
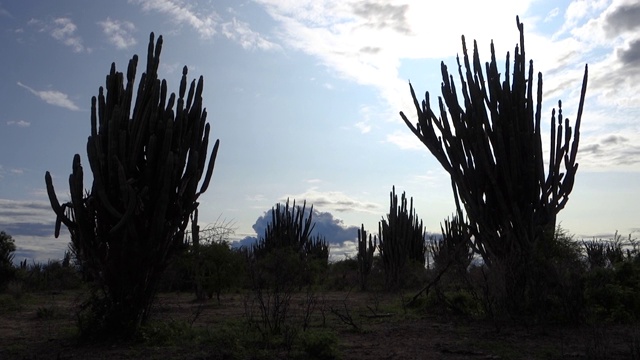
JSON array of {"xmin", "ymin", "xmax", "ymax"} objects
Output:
[
  {"xmin": 0, "ymin": 198, "xmax": 56, "ymax": 234},
  {"xmin": 354, "ymin": 105, "xmax": 375, "ymax": 134},
  {"xmin": 255, "ymin": 0, "xmax": 536, "ymax": 71},
  {"xmin": 328, "ymin": 240, "xmax": 357, "ymax": 262},
  {"xmin": 548, "ymin": 0, "xmax": 640, "ymax": 107},
  {"xmin": 221, "ymin": 17, "xmax": 280, "ymax": 51},
  {"xmin": 98, "ymin": 17, "xmax": 137, "ymax": 49},
  {"xmin": 51, "ymin": 17, "xmax": 86, "ymax": 53},
  {"xmin": 385, "ymin": 129, "xmax": 423, "ymax": 150},
  {"xmin": 578, "ymin": 132, "xmax": 640, "ymax": 171},
  {"xmin": 0, "ymin": 4, "xmax": 10, "ymax": 17},
  {"xmin": 13, "ymin": 234, "xmax": 69, "ymax": 264},
  {"xmin": 246, "ymin": 194, "xmax": 267, "ymax": 201},
  {"xmin": 131, "ymin": 0, "xmax": 280, "ymax": 51},
  {"xmin": 256, "ymin": 0, "xmax": 640, "ymax": 173},
  {"xmin": 6, "ymin": 120, "xmax": 30, "ymax": 127},
  {"xmin": 254, "ymin": 0, "xmax": 535, "ymax": 135},
  {"xmin": 282, "ymin": 188, "xmax": 381, "ymax": 213},
  {"xmin": 545, "ymin": 7, "xmax": 560, "ymax": 22},
  {"xmin": 27, "ymin": 17, "xmax": 88, "ymax": 53},
  {"xmin": 131, "ymin": 0, "xmax": 220, "ymax": 38},
  {"xmin": 17, "ymin": 81, "xmax": 80, "ymax": 111}
]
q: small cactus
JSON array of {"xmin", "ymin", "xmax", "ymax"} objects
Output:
[{"xmin": 357, "ymin": 224, "xmax": 376, "ymax": 290}]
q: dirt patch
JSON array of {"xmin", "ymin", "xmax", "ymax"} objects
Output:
[{"xmin": 0, "ymin": 290, "xmax": 638, "ymax": 359}]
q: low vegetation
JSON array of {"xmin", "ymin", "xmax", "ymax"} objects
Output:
[{"xmin": 2, "ymin": 228, "xmax": 640, "ymax": 359}]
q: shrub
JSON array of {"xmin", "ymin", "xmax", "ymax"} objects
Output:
[
  {"xmin": 0, "ymin": 231, "xmax": 16, "ymax": 289},
  {"xmin": 326, "ymin": 257, "xmax": 359, "ymax": 291},
  {"xmin": 299, "ymin": 329, "xmax": 339, "ymax": 360},
  {"xmin": 585, "ymin": 260, "xmax": 640, "ymax": 323},
  {"xmin": 191, "ymin": 240, "xmax": 246, "ymax": 302},
  {"xmin": 13, "ymin": 259, "xmax": 82, "ymax": 292}
]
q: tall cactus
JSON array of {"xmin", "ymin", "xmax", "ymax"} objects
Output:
[
  {"xmin": 400, "ymin": 17, "xmax": 587, "ymax": 264},
  {"xmin": 44, "ymin": 33, "xmax": 219, "ymax": 337},
  {"xmin": 378, "ymin": 186, "xmax": 426, "ymax": 289},
  {"xmin": 357, "ymin": 224, "xmax": 377, "ymax": 290},
  {"xmin": 400, "ymin": 18, "xmax": 587, "ymax": 313}
]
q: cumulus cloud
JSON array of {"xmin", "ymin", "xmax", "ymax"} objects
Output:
[
  {"xmin": 616, "ymin": 38, "xmax": 640, "ymax": 67},
  {"xmin": 254, "ymin": 0, "xmax": 535, "ymax": 145},
  {"xmin": 254, "ymin": 0, "xmax": 639, "ymax": 176},
  {"xmin": 560, "ymin": 1, "xmax": 640, "ymax": 100},
  {"xmin": 98, "ymin": 17, "xmax": 137, "ymax": 49},
  {"xmin": 17, "ymin": 81, "xmax": 80, "ymax": 111},
  {"xmin": 603, "ymin": 1, "xmax": 640, "ymax": 38}
]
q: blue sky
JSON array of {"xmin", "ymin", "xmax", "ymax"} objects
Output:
[{"xmin": 1, "ymin": 0, "xmax": 639, "ymax": 262}]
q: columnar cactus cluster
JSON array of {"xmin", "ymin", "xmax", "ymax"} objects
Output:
[
  {"xmin": 378, "ymin": 186, "xmax": 426, "ymax": 289},
  {"xmin": 45, "ymin": 33, "xmax": 219, "ymax": 336},
  {"xmin": 252, "ymin": 199, "xmax": 329, "ymax": 264},
  {"xmin": 400, "ymin": 17, "xmax": 587, "ymax": 267},
  {"xmin": 400, "ymin": 17, "xmax": 588, "ymax": 312}
]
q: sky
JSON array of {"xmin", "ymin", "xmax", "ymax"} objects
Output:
[{"xmin": 1, "ymin": 0, "xmax": 639, "ymax": 263}]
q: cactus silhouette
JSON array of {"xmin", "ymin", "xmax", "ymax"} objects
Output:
[{"xmin": 45, "ymin": 33, "xmax": 219, "ymax": 337}]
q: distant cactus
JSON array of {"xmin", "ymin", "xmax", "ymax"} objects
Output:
[
  {"xmin": 378, "ymin": 186, "xmax": 426, "ymax": 289},
  {"xmin": 45, "ymin": 33, "xmax": 219, "ymax": 338},
  {"xmin": 0, "ymin": 231, "xmax": 16, "ymax": 288},
  {"xmin": 252, "ymin": 199, "xmax": 328, "ymax": 260},
  {"xmin": 430, "ymin": 216, "xmax": 473, "ymax": 273},
  {"xmin": 357, "ymin": 224, "xmax": 376, "ymax": 290},
  {"xmin": 250, "ymin": 199, "xmax": 329, "ymax": 285}
]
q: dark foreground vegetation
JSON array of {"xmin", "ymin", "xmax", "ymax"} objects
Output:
[
  {"xmin": 2, "ymin": 229, "xmax": 640, "ymax": 359},
  {"xmin": 1, "ymin": 16, "xmax": 639, "ymax": 360}
]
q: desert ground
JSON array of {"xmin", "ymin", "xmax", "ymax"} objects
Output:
[{"xmin": 1, "ymin": 289, "xmax": 638, "ymax": 359}]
